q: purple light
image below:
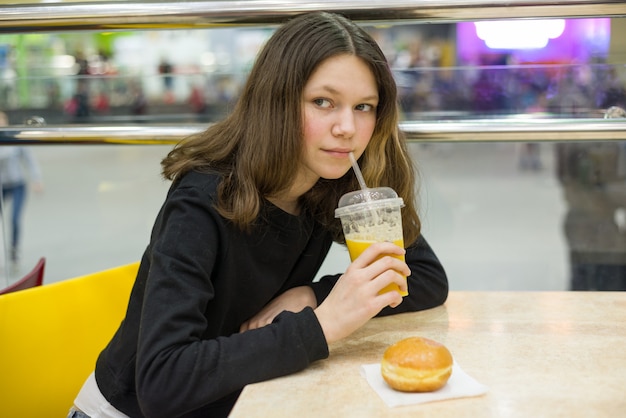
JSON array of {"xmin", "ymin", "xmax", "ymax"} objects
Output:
[{"xmin": 457, "ymin": 18, "xmax": 611, "ymax": 65}]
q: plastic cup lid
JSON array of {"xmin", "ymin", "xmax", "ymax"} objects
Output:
[{"xmin": 335, "ymin": 187, "xmax": 404, "ymax": 218}]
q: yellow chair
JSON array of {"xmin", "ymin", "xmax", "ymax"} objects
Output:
[{"xmin": 0, "ymin": 262, "xmax": 138, "ymax": 418}]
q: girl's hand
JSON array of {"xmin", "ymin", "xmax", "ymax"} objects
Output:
[
  {"xmin": 240, "ymin": 286, "xmax": 317, "ymax": 332},
  {"xmin": 314, "ymin": 242, "xmax": 409, "ymax": 344}
]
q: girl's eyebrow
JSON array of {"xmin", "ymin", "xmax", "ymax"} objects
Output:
[{"xmin": 314, "ymin": 84, "xmax": 379, "ymax": 102}]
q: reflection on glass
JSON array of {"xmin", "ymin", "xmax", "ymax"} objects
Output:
[
  {"xmin": 0, "ymin": 18, "xmax": 624, "ymax": 125},
  {"xmin": 556, "ymin": 107, "xmax": 626, "ymax": 290},
  {"xmin": 0, "ymin": 16, "xmax": 625, "ymax": 290}
]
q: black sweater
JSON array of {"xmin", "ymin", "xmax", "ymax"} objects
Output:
[{"xmin": 95, "ymin": 170, "xmax": 448, "ymax": 417}]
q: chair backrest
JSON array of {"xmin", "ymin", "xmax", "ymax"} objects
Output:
[
  {"xmin": 0, "ymin": 262, "xmax": 138, "ymax": 418},
  {"xmin": 0, "ymin": 257, "xmax": 46, "ymax": 295}
]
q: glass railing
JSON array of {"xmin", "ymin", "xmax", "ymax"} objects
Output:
[{"xmin": 0, "ymin": 1, "xmax": 625, "ymax": 291}]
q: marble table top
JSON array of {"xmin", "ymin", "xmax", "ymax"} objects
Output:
[{"xmin": 230, "ymin": 291, "xmax": 626, "ymax": 417}]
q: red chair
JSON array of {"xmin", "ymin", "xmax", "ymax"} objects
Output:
[{"xmin": 0, "ymin": 257, "xmax": 46, "ymax": 295}]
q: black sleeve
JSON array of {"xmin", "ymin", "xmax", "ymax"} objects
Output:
[
  {"xmin": 309, "ymin": 234, "xmax": 448, "ymax": 315},
  {"xmin": 134, "ymin": 182, "xmax": 329, "ymax": 418}
]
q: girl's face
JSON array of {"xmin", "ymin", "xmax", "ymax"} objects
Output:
[{"xmin": 297, "ymin": 54, "xmax": 378, "ymax": 191}]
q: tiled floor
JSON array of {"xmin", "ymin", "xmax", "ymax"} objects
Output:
[{"xmin": 1, "ymin": 141, "xmax": 570, "ymax": 291}]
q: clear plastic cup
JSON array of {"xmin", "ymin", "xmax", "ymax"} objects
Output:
[{"xmin": 334, "ymin": 187, "xmax": 407, "ymax": 296}]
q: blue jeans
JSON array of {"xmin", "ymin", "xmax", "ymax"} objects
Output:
[
  {"xmin": 1, "ymin": 183, "xmax": 26, "ymax": 257},
  {"xmin": 67, "ymin": 407, "xmax": 90, "ymax": 418}
]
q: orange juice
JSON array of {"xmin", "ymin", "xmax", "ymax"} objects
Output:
[{"xmin": 345, "ymin": 238, "xmax": 408, "ymax": 296}]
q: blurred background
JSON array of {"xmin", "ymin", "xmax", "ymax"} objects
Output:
[{"xmin": 1, "ymin": 2, "xmax": 625, "ymax": 291}]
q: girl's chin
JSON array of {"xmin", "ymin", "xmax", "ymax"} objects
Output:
[{"xmin": 320, "ymin": 170, "xmax": 350, "ymax": 180}]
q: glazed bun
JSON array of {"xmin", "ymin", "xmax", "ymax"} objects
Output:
[{"xmin": 381, "ymin": 336, "xmax": 453, "ymax": 392}]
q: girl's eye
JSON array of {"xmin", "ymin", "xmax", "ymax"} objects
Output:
[
  {"xmin": 356, "ymin": 103, "xmax": 375, "ymax": 112},
  {"xmin": 313, "ymin": 98, "xmax": 332, "ymax": 108}
]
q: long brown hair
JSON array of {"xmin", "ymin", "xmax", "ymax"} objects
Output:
[{"xmin": 161, "ymin": 12, "xmax": 421, "ymax": 245}]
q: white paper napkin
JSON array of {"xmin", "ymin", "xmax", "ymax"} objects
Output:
[{"xmin": 360, "ymin": 361, "xmax": 488, "ymax": 408}]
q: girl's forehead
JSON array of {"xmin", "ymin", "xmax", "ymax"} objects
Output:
[{"xmin": 307, "ymin": 55, "xmax": 376, "ymax": 84}]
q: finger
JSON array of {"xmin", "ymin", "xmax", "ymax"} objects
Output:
[
  {"xmin": 251, "ymin": 316, "xmax": 275, "ymax": 330},
  {"xmin": 370, "ymin": 269, "xmax": 407, "ymax": 296},
  {"xmin": 241, "ymin": 320, "xmax": 262, "ymax": 332},
  {"xmin": 240, "ymin": 321, "xmax": 250, "ymax": 333},
  {"xmin": 240, "ymin": 317, "xmax": 268, "ymax": 332},
  {"xmin": 373, "ymin": 287, "xmax": 403, "ymax": 309},
  {"xmin": 351, "ymin": 242, "xmax": 405, "ymax": 268},
  {"xmin": 365, "ymin": 255, "xmax": 410, "ymax": 279},
  {"xmin": 386, "ymin": 291, "xmax": 404, "ymax": 308}
]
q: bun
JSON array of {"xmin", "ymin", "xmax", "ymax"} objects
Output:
[{"xmin": 381, "ymin": 336, "xmax": 453, "ymax": 392}]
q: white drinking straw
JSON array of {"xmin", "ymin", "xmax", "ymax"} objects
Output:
[
  {"xmin": 349, "ymin": 152, "xmax": 370, "ymax": 198},
  {"xmin": 348, "ymin": 151, "xmax": 367, "ymax": 190},
  {"xmin": 349, "ymin": 152, "xmax": 378, "ymax": 222}
]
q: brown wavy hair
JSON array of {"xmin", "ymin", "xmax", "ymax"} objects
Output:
[{"xmin": 161, "ymin": 11, "xmax": 421, "ymax": 245}]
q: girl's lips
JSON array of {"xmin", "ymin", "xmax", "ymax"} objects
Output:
[{"xmin": 324, "ymin": 149, "xmax": 352, "ymax": 158}]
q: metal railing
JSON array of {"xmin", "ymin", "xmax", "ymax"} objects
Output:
[
  {"xmin": 1, "ymin": 118, "xmax": 626, "ymax": 144},
  {"xmin": 1, "ymin": 0, "xmax": 625, "ymax": 144},
  {"xmin": 2, "ymin": 0, "xmax": 626, "ymax": 32}
]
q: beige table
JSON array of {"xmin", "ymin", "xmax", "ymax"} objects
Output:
[{"xmin": 230, "ymin": 291, "xmax": 626, "ymax": 417}]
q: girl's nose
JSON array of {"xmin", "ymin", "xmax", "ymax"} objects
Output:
[{"xmin": 332, "ymin": 108, "xmax": 356, "ymax": 138}]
